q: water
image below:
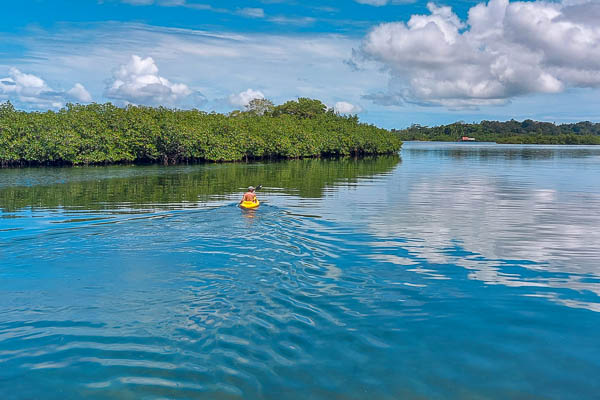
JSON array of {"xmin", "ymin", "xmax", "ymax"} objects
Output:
[{"xmin": 1, "ymin": 143, "xmax": 599, "ymax": 399}]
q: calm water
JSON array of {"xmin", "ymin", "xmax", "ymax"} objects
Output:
[{"xmin": 1, "ymin": 143, "xmax": 599, "ymax": 399}]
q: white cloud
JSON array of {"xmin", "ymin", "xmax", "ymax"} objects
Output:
[
  {"xmin": 0, "ymin": 68, "xmax": 49, "ymax": 102},
  {"xmin": 118, "ymin": 1, "xmax": 276, "ymax": 20},
  {"xmin": 105, "ymin": 55, "xmax": 192, "ymax": 105},
  {"xmin": 334, "ymin": 101, "xmax": 362, "ymax": 114},
  {"xmin": 9, "ymin": 23, "xmax": 389, "ymax": 113},
  {"xmin": 122, "ymin": 0, "xmax": 152, "ymax": 4},
  {"xmin": 355, "ymin": 0, "xmax": 416, "ymax": 5},
  {"xmin": 238, "ymin": 8, "xmax": 265, "ymax": 18},
  {"xmin": 0, "ymin": 67, "xmax": 92, "ymax": 108},
  {"xmin": 67, "ymin": 83, "xmax": 92, "ymax": 102},
  {"xmin": 121, "ymin": 0, "xmax": 181, "ymax": 5},
  {"xmin": 355, "ymin": 0, "xmax": 389, "ymax": 5},
  {"xmin": 228, "ymin": 88, "xmax": 265, "ymax": 108},
  {"xmin": 267, "ymin": 16, "xmax": 316, "ymax": 26},
  {"xmin": 358, "ymin": 0, "xmax": 600, "ymax": 108}
]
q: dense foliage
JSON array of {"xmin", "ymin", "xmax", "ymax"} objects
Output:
[
  {"xmin": 0, "ymin": 99, "xmax": 401, "ymax": 167},
  {"xmin": 395, "ymin": 120, "xmax": 600, "ymax": 145}
]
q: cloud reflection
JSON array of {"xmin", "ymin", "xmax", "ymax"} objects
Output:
[{"xmin": 365, "ymin": 144, "xmax": 600, "ymax": 312}]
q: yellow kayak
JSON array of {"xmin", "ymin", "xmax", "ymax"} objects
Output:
[{"xmin": 240, "ymin": 200, "xmax": 260, "ymax": 209}]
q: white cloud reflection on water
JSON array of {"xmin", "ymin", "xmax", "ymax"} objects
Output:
[{"xmin": 325, "ymin": 144, "xmax": 600, "ymax": 312}]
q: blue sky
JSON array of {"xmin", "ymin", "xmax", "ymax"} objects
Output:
[{"xmin": 1, "ymin": 0, "xmax": 599, "ymax": 128}]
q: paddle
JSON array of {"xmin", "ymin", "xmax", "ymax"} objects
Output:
[{"xmin": 254, "ymin": 185, "xmax": 266, "ymax": 202}]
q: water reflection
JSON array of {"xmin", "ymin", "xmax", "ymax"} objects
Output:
[
  {"xmin": 0, "ymin": 156, "xmax": 400, "ymax": 212},
  {"xmin": 404, "ymin": 142, "xmax": 600, "ymax": 160},
  {"xmin": 1, "ymin": 144, "xmax": 599, "ymax": 399},
  {"xmin": 364, "ymin": 143, "xmax": 600, "ymax": 312}
]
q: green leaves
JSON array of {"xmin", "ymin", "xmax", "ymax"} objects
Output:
[
  {"xmin": 272, "ymin": 98, "xmax": 328, "ymax": 119},
  {"xmin": 395, "ymin": 119, "xmax": 600, "ymax": 144},
  {"xmin": 0, "ymin": 100, "xmax": 402, "ymax": 166}
]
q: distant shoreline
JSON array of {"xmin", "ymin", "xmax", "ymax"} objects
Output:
[{"xmin": 394, "ymin": 120, "xmax": 600, "ymax": 145}]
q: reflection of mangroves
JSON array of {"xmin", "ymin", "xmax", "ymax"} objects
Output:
[
  {"xmin": 405, "ymin": 146, "xmax": 600, "ymax": 160},
  {"xmin": 0, "ymin": 156, "xmax": 400, "ymax": 211}
]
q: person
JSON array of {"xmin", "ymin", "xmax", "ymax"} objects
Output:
[{"xmin": 239, "ymin": 186, "xmax": 258, "ymax": 205}]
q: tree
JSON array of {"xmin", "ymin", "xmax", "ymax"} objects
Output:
[
  {"xmin": 0, "ymin": 101, "xmax": 15, "ymax": 117},
  {"xmin": 245, "ymin": 98, "xmax": 274, "ymax": 116},
  {"xmin": 272, "ymin": 98, "xmax": 327, "ymax": 119}
]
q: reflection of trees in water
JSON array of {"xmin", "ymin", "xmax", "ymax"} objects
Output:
[
  {"xmin": 405, "ymin": 145, "xmax": 600, "ymax": 161},
  {"xmin": 0, "ymin": 156, "xmax": 400, "ymax": 211}
]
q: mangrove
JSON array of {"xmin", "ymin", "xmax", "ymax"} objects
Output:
[
  {"xmin": 0, "ymin": 98, "xmax": 402, "ymax": 167},
  {"xmin": 395, "ymin": 120, "xmax": 600, "ymax": 145}
]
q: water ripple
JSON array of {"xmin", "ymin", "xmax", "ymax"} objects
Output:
[{"xmin": 1, "ymin": 146, "xmax": 600, "ymax": 399}]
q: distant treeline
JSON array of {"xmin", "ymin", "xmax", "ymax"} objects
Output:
[
  {"xmin": 395, "ymin": 120, "xmax": 600, "ymax": 145},
  {"xmin": 0, "ymin": 98, "xmax": 402, "ymax": 167}
]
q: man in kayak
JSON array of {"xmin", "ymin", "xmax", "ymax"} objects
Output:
[{"xmin": 239, "ymin": 186, "xmax": 258, "ymax": 205}]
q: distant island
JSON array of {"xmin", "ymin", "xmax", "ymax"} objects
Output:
[
  {"xmin": 0, "ymin": 98, "xmax": 402, "ymax": 167},
  {"xmin": 395, "ymin": 120, "xmax": 600, "ymax": 145}
]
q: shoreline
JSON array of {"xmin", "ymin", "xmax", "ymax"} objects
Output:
[
  {"xmin": 398, "ymin": 138, "xmax": 599, "ymax": 145},
  {"xmin": 0, "ymin": 151, "xmax": 401, "ymax": 169}
]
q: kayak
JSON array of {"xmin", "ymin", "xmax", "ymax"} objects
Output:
[{"xmin": 240, "ymin": 200, "xmax": 260, "ymax": 209}]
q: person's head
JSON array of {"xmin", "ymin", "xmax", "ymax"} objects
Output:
[{"xmin": 248, "ymin": 186, "xmax": 255, "ymax": 192}]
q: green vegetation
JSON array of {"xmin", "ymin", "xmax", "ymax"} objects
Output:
[
  {"xmin": 0, "ymin": 98, "xmax": 401, "ymax": 167},
  {"xmin": 0, "ymin": 156, "xmax": 400, "ymax": 211},
  {"xmin": 395, "ymin": 120, "xmax": 600, "ymax": 145}
]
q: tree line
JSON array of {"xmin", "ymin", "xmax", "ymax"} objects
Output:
[
  {"xmin": 0, "ymin": 98, "xmax": 402, "ymax": 167},
  {"xmin": 395, "ymin": 119, "xmax": 600, "ymax": 145}
]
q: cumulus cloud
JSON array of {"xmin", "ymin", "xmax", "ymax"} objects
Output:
[
  {"xmin": 0, "ymin": 67, "xmax": 91, "ymax": 108},
  {"xmin": 67, "ymin": 83, "xmax": 92, "ymax": 102},
  {"xmin": 105, "ymin": 55, "xmax": 192, "ymax": 105},
  {"xmin": 11, "ymin": 23, "xmax": 391, "ymax": 114},
  {"xmin": 334, "ymin": 101, "xmax": 362, "ymax": 114},
  {"xmin": 228, "ymin": 88, "xmax": 265, "ymax": 108},
  {"xmin": 358, "ymin": 0, "xmax": 600, "ymax": 108}
]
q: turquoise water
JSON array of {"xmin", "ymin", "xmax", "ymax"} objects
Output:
[{"xmin": 1, "ymin": 143, "xmax": 599, "ymax": 399}]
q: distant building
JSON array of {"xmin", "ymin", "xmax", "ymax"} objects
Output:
[{"xmin": 460, "ymin": 136, "xmax": 476, "ymax": 141}]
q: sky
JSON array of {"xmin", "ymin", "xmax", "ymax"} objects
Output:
[{"xmin": 1, "ymin": 0, "xmax": 599, "ymax": 128}]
